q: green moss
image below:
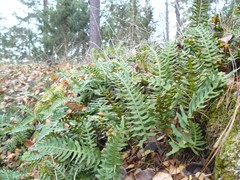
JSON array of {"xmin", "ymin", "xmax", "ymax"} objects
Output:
[
  {"xmin": 205, "ymin": 95, "xmax": 240, "ymax": 179},
  {"xmin": 214, "ymin": 127, "xmax": 240, "ymax": 179}
]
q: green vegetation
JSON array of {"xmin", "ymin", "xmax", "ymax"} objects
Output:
[{"xmin": 0, "ymin": 1, "xmax": 240, "ymax": 179}]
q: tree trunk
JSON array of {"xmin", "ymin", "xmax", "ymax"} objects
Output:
[
  {"xmin": 43, "ymin": 0, "xmax": 48, "ymax": 8},
  {"xmin": 130, "ymin": 0, "xmax": 137, "ymax": 46},
  {"xmin": 89, "ymin": 0, "xmax": 101, "ymax": 51},
  {"xmin": 165, "ymin": 0, "xmax": 169, "ymax": 41},
  {"xmin": 43, "ymin": 0, "xmax": 48, "ymax": 54},
  {"xmin": 175, "ymin": 0, "xmax": 181, "ymax": 37}
]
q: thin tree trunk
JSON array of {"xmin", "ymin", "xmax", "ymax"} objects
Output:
[
  {"xmin": 43, "ymin": 0, "xmax": 48, "ymax": 9},
  {"xmin": 43, "ymin": 0, "xmax": 48, "ymax": 31},
  {"xmin": 165, "ymin": 0, "xmax": 169, "ymax": 41},
  {"xmin": 175, "ymin": 0, "xmax": 181, "ymax": 37},
  {"xmin": 130, "ymin": 0, "xmax": 137, "ymax": 46},
  {"xmin": 89, "ymin": 0, "xmax": 101, "ymax": 51},
  {"xmin": 43, "ymin": 0, "xmax": 48, "ymax": 54}
]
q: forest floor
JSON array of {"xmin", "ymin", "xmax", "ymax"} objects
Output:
[{"xmin": 0, "ymin": 63, "xmax": 214, "ymax": 180}]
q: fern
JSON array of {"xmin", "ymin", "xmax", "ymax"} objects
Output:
[
  {"xmin": 111, "ymin": 72, "xmax": 155, "ymax": 146},
  {"xmin": 185, "ymin": 26, "xmax": 224, "ymax": 69},
  {"xmin": 149, "ymin": 42, "xmax": 177, "ymax": 87},
  {"xmin": 32, "ymin": 136, "xmax": 99, "ymax": 166},
  {"xmin": 168, "ymin": 71, "xmax": 226, "ymax": 155},
  {"xmin": 5, "ymin": 131, "xmax": 30, "ymax": 151},
  {"xmin": 0, "ymin": 169, "xmax": 25, "ymax": 180},
  {"xmin": 96, "ymin": 119, "xmax": 127, "ymax": 179},
  {"xmin": 190, "ymin": 0, "xmax": 209, "ymax": 27}
]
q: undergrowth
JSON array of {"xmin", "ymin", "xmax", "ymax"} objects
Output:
[{"xmin": 0, "ymin": 1, "xmax": 239, "ymax": 179}]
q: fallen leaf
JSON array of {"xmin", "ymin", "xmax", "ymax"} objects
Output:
[
  {"xmin": 6, "ymin": 153, "xmax": 16, "ymax": 161},
  {"xmin": 51, "ymin": 75, "xmax": 57, "ymax": 81},
  {"xmin": 153, "ymin": 172, "xmax": 173, "ymax": 180},
  {"xmin": 24, "ymin": 140, "xmax": 35, "ymax": 148},
  {"xmin": 134, "ymin": 168, "xmax": 154, "ymax": 180},
  {"xmin": 195, "ymin": 172, "xmax": 206, "ymax": 180},
  {"xmin": 124, "ymin": 172, "xmax": 135, "ymax": 180},
  {"xmin": 65, "ymin": 102, "xmax": 86, "ymax": 111},
  {"xmin": 219, "ymin": 34, "xmax": 233, "ymax": 43},
  {"xmin": 169, "ymin": 165, "xmax": 181, "ymax": 175},
  {"xmin": 0, "ymin": 89, "xmax": 4, "ymax": 94}
]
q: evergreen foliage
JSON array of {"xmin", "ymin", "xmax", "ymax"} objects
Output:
[{"xmin": 0, "ymin": 1, "xmax": 239, "ymax": 179}]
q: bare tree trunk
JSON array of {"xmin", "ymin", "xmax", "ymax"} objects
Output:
[
  {"xmin": 43, "ymin": 0, "xmax": 48, "ymax": 30},
  {"xmin": 175, "ymin": 0, "xmax": 181, "ymax": 37},
  {"xmin": 130, "ymin": 0, "xmax": 137, "ymax": 46},
  {"xmin": 165, "ymin": 0, "xmax": 169, "ymax": 41},
  {"xmin": 89, "ymin": 0, "xmax": 101, "ymax": 51},
  {"xmin": 43, "ymin": 0, "xmax": 48, "ymax": 9},
  {"xmin": 43, "ymin": 0, "xmax": 48, "ymax": 54}
]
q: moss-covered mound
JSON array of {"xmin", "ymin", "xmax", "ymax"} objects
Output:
[{"xmin": 206, "ymin": 93, "xmax": 240, "ymax": 179}]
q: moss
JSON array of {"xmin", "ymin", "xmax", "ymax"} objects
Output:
[
  {"xmin": 214, "ymin": 126, "xmax": 240, "ymax": 179},
  {"xmin": 205, "ymin": 95, "xmax": 240, "ymax": 179}
]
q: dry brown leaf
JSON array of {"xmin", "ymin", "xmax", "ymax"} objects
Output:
[
  {"xmin": 0, "ymin": 89, "xmax": 4, "ymax": 94},
  {"xmin": 169, "ymin": 165, "xmax": 181, "ymax": 175},
  {"xmin": 124, "ymin": 172, "xmax": 135, "ymax": 180},
  {"xmin": 6, "ymin": 153, "xmax": 16, "ymax": 161},
  {"xmin": 126, "ymin": 164, "xmax": 135, "ymax": 170},
  {"xmin": 65, "ymin": 102, "xmax": 86, "ymax": 111},
  {"xmin": 153, "ymin": 172, "xmax": 173, "ymax": 180},
  {"xmin": 24, "ymin": 140, "xmax": 35, "ymax": 148},
  {"xmin": 134, "ymin": 168, "xmax": 154, "ymax": 180}
]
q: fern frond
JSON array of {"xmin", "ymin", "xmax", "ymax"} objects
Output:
[
  {"xmin": 112, "ymin": 72, "xmax": 155, "ymax": 146},
  {"xmin": 190, "ymin": 0, "xmax": 209, "ymax": 27},
  {"xmin": 5, "ymin": 131, "xmax": 30, "ymax": 151},
  {"xmin": 149, "ymin": 42, "xmax": 177, "ymax": 88},
  {"xmin": 185, "ymin": 26, "xmax": 224, "ymax": 69},
  {"xmin": 36, "ymin": 122, "xmax": 66, "ymax": 142},
  {"xmin": 31, "ymin": 136, "xmax": 100, "ymax": 168},
  {"xmin": 96, "ymin": 119, "xmax": 127, "ymax": 180},
  {"xmin": 38, "ymin": 160, "xmax": 67, "ymax": 180},
  {"xmin": 0, "ymin": 169, "xmax": 25, "ymax": 180},
  {"xmin": 169, "ymin": 71, "xmax": 226, "ymax": 155},
  {"xmin": 176, "ymin": 50, "xmax": 206, "ymax": 107},
  {"xmin": 188, "ymin": 71, "xmax": 226, "ymax": 116},
  {"xmin": 10, "ymin": 125, "xmax": 35, "ymax": 134}
]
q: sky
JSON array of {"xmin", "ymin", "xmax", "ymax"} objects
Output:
[{"xmin": 0, "ymin": 0, "xmax": 177, "ymax": 40}]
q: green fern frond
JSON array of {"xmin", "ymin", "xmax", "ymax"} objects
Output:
[
  {"xmin": 38, "ymin": 160, "xmax": 67, "ymax": 180},
  {"xmin": 169, "ymin": 71, "xmax": 226, "ymax": 155},
  {"xmin": 185, "ymin": 26, "xmax": 224, "ymax": 69},
  {"xmin": 149, "ymin": 42, "xmax": 177, "ymax": 88},
  {"xmin": 10, "ymin": 125, "xmax": 35, "ymax": 134},
  {"xmin": 188, "ymin": 71, "xmax": 226, "ymax": 116},
  {"xmin": 5, "ymin": 131, "xmax": 30, "ymax": 151},
  {"xmin": 36, "ymin": 122, "xmax": 66, "ymax": 142},
  {"xmin": 0, "ymin": 169, "xmax": 25, "ymax": 180},
  {"xmin": 97, "ymin": 119, "xmax": 127, "ymax": 180},
  {"xmin": 176, "ymin": 51, "xmax": 206, "ymax": 107},
  {"xmin": 31, "ymin": 136, "xmax": 100, "ymax": 168},
  {"xmin": 190, "ymin": 0, "xmax": 209, "ymax": 27},
  {"xmin": 112, "ymin": 72, "xmax": 155, "ymax": 146}
]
